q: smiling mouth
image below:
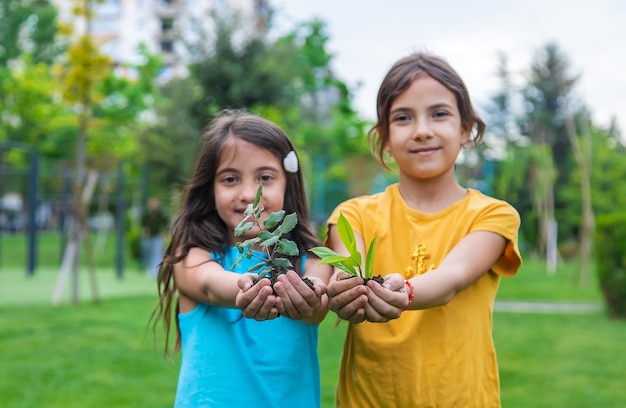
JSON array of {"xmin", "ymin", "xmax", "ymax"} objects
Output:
[{"xmin": 410, "ymin": 146, "xmax": 439, "ymax": 153}]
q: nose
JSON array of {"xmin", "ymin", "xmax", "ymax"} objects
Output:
[
  {"xmin": 238, "ymin": 181, "xmax": 259, "ymax": 203},
  {"xmin": 413, "ymin": 118, "xmax": 433, "ymax": 140}
]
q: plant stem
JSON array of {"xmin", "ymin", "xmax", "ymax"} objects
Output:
[{"xmin": 253, "ymin": 218, "xmax": 273, "ymax": 259}]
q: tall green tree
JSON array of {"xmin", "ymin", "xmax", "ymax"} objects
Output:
[
  {"xmin": 0, "ymin": 0, "xmax": 61, "ymax": 66},
  {"xmin": 53, "ymin": 0, "xmax": 111, "ymax": 305},
  {"xmin": 147, "ymin": 11, "xmax": 369, "ymax": 216},
  {"xmin": 186, "ymin": 9, "xmax": 294, "ymax": 124},
  {"xmin": 138, "ymin": 76, "xmax": 201, "ymax": 194},
  {"xmin": 487, "ymin": 53, "xmax": 536, "ymax": 252},
  {"xmin": 521, "ymin": 43, "xmax": 579, "ymax": 257},
  {"xmin": 0, "ymin": 56, "xmax": 75, "ymax": 158},
  {"xmin": 0, "ymin": 0, "xmax": 69, "ymax": 158},
  {"xmin": 90, "ymin": 44, "xmax": 162, "ymax": 171}
]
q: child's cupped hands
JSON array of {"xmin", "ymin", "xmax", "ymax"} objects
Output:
[
  {"xmin": 328, "ymin": 272, "xmax": 408, "ymax": 324},
  {"xmin": 273, "ymin": 271, "xmax": 327, "ymax": 320},
  {"xmin": 363, "ymin": 273, "xmax": 407, "ymax": 322},
  {"xmin": 235, "ymin": 274, "xmax": 279, "ymax": 321},
  {"xmin": 327, "ymin": 271, "xmax": 368, "ymax": 324}
]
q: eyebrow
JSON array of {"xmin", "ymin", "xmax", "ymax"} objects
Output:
[
  {"xmin": 390, "ymin": 102, "xmax": 454, "ymax": 114},
  {"xmin": 215, "ymin": 165, "xmax": 280, "ymax": 176}
]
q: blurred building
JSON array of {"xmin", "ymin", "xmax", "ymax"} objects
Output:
[{"xmin": 50, "ymin": 0, "xmax": 271, "ymax": 80}]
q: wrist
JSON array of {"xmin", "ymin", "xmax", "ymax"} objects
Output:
[{"xmin": 403, "ymin": 279, "xmax": 414, "ymax": 311}]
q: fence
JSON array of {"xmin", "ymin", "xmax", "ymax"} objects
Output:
[{"xmin": 0, "ymin": 141, "xmax": 145, "ymax": 277}]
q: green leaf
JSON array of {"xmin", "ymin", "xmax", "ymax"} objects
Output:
[
  {"xmin": 309, "ymin": 246, "xmax": 341, "ymax": 258},
  {"xmin": 248, "ymin": 261, "xmax": 268, "ymax": 273},
  {"xmin": 331, "ymin": 261, "xmax": 359, "ymax": 276},
  {"xmin": 349, "ymin": 253, "xmax": 363, "ymax": 277},
  {"xmin": 337, "ymin": 212, "xmax": 357, "ymax": 253},
  {"xmin": 253, "ymin": 184, "xmax": 263, "ymax": 207},
  {"xmin": 243, "ymin": 203, "xmax": 255, "ymax": 217},
  {"xmin": 364, "ymin": 236, "xmax": 377, "ymax": 279},
  {"xmin": 238, "ymin": 237, "xmax": 260, "ymax": 249},
  {"xmin": 317, "ymin": 254, "xmax": 351, "ymax": 265},
  {"xmin": 337, "ymin": 264, "xmax": 359, "ymax": 276},
  {"xmin": 258, "ymin": 230, "xmax": 275, "ymax": 241},
  {"xmin": 278, "ymin": 213, "xmax": 298, "ymax": 234},
  {"xmin": 309, "ymin": 247, "xmax": 359, "ymax": 276},
  {"xmin": 230, "ymin": 256, "xmax": 243, "ymax": 270},
  {"xmin": 234, "ymin": 221, "xmax": 254, "ymax": 236},
  {"xmin": 257, "ymin": 265, "xmax": 273, "ymax": 280},
  {"xmin": 260, "ymin": 235, "xmax": 280, "ymax": 247},
  {"xmin": 277, "ymin": 239, "xmax": 299, "ymax": 256},
  {"xmin": 272, "ymin": 257, "xmax": 293, "ymax": 269},
  {"xmin": 263, "ymin": 210, "xmax": 285, "ymax": 229}
]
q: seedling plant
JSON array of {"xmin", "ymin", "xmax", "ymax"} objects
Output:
[
  {"xmin": 310, "ymin": 212, "xmax": 383, "ymax": 284},
  {"xmin": 231, "ymin": 185, "xmax": 314, "ymax": 290}
]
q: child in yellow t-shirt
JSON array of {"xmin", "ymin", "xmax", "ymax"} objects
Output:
[{"xmin": 325, "ymin": 52, "xmax": 522, "ymax": 408}]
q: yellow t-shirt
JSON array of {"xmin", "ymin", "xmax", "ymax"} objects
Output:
[{"xmin": 327, "ymin": 184, "xmax": 522, "ymax": 408}]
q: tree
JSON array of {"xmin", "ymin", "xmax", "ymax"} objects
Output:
[
  {"xmin": 486, "ymin": 52, "xmax": 536, "ymax": 252},
  {"xmin": 564, "ymin": 111, "xmax": 594, "ymax": 285},
  {"xmin": 146, "ymin": 11, "xmax": 370, "ymax": 216},
  {"xmin": 53, "ymin": 0, "xmax": 111, "ymax": 305},
  {"xmin": 0, "ymin": 56, "xmax": 75, "ymax": 158},
  {"xmin": 138, "ymin": 76, "xmax": 201, "ymax": 193},
  {"xmin": 0, "ymin": 0, "xmax": 62, "ymax": 66},
  {"xmin": 91, "ymin": 44, "xmax": 162, "ymax": 171},
  {"xmin": 0, "ymin": 0, "xmax": 70, "ymax": 158},
  {"xmin": 520, "ymin": 43, "xmax": 580, "ymax": 265}
]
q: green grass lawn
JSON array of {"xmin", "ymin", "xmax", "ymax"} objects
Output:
[
  {"xmin": 1, "ymin": 232, "xmax": 624, "ymax": 407},
  {"xmin": 497, "ymin": 257, "xmax": 603, "ymax": 303}
]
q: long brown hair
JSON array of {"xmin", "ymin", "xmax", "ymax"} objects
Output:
[
  {"xmin": 150, "ymin": 109, "xmax": 321, "ymax": 356},
  {"xmin": 369, "ymin": 52, "xmax": 486, "ymax": 169}
]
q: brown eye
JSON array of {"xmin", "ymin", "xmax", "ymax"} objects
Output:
[{"xmin": 394, "ymin": 114, "xmax": 410, "ymax": 122}]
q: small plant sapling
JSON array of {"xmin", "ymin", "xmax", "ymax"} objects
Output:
[
  {"xmin": 231, "ymin": 184, "xmax": 314, "ymax": 290},
  {"xmin": 309, "ymin": 212, "xmax": 383, "ymax": 285}
]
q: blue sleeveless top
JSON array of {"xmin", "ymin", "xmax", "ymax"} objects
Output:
[{"xmin": 174, "ymin": 246, "xmax": 320, "ymax": 408}]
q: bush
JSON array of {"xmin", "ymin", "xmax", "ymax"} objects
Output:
[{"xmin": 594, "ymin": 213, "xmax": 626, "ymax": 318}]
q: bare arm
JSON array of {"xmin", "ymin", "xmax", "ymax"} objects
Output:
[
  {"xmin": 175, "ymin": 247, "xmax": 279, "ymax": 321},
  {"xmin": 363, "ymin": 231, "xmax": 508, "ymax": 322}
]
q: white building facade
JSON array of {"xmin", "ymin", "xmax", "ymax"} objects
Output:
[{"xmin": 51, "ymin": 0, "xmax": 270, "ymax": 80}]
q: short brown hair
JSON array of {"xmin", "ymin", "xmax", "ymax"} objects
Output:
[{"xmin": 369, "ymin": 52, "xmax": 486, "ymax": 169}]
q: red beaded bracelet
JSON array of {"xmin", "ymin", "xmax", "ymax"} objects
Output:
[{"xmin": 403, "ymin": 279, "xmax": 414, "ymax": 311}]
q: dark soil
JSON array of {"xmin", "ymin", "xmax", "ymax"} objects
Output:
[
  {"xmin": 301, "ymin": 276, "xmax": 316, "ymax": 290},
  {"xmin": 343, "ymin": 274, "xmax": 384, "ymax": 285},
  {"xmin": 253, "ymin": 274, "xmax": 316, "ymax": 294},
  {"xmin": 364, "ymin": 275, "xmax": 384, "ymax": 285}
]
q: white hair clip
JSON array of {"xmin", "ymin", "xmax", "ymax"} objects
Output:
[{"xmin": 283, "ymin": 151, "xmax": 299, "ymax": 173}]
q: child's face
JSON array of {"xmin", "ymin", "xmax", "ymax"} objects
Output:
[
  {"xmin": 214, "ymin": 138, "xmax": 286, "ymax": 244},
  {"xmin": 386, "ymin": 74, "xmax": 470, "ymax": 182}
]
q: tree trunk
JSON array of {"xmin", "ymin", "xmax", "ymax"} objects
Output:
[
  {"xmin": 566, "ymin": 115, "xmax": 595, "ymax": 286},
  {"xmin": 529, "ymin": 145, "xmax": 557, "ymax": 273}
]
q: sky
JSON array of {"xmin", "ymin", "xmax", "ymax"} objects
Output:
[{"xmin": 272, "ymin": 0, "xmax": 625, "ymax": 133}]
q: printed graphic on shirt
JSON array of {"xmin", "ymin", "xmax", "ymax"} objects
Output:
[{"xmin": 406, "ymin": 243, "xmax": 435, "ymax": 279}]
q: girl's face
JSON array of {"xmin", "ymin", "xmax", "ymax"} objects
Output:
[
  {"xmin": 386, "ymin": 74, "xmax": 470, "ymax": 182},
  {"xmin": 214, "ymin": 138, "xmax": 286, "ymax": 244}
]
